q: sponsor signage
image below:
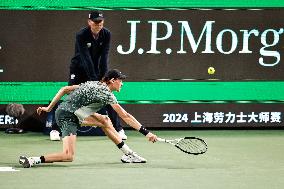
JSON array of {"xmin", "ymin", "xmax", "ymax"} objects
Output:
[
  {"xmin": 0, "ymin": 10, "xmax": 284, "ymax": 81},
  {"xmin": 122, "ymin": 104, "xmax": 284, "ymax": 128}
]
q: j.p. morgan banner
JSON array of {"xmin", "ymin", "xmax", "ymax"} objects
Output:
[{"xmin": 0, "ymin": 9, "xmax": 284, "ymax": 81}]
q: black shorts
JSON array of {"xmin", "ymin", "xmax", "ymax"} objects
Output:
[{"xmin": 68, "ymin": 67, "xmax": 89, "ymax": 85}]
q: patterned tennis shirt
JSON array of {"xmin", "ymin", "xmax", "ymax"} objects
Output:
[{"xmin": 57, "ymin": 81, "xmax": 118, "ymax": 122}]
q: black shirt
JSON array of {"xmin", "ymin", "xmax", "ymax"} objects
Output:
[{"xmin": 70, "ymin": 26, "xmax": 111, "ymax": 81}]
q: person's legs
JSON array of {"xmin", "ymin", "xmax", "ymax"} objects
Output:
[
  {"xmin": 83, "ymin": 113, "xmax": 121, "ymax": 144},
  {"xmin": 19, "ymin": 134, "xmax": 77, "ymax": 168},
  {"xmin": 103, "ymin": 105, "xmax": 127, "ymax": 140},
  {"xmin": 104, "ymin": 105, "xmax": 122, "ymax": 131},
  {"xmin": 19, "ymin": 109, "xmax": 79, "ymax": 168},
  {"xmin": 44, "ymin": 134, "xmax": 77, "ymax": 162},
  {"xmin": 82, "ymin": 113, "xmax": 146, "ymax": 163},
  {"xmin": 44, "ymin": 109, "xmax": 79, "ymax": 162}
]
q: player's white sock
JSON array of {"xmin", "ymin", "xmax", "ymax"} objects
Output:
[
  {"xmin": 121, "ymin": 144, "xmax": 133, "ymax": 155},
  {"xmin": 117, "ymin": 141, "xmax": 133, "ymax": 155},
  {"xmin": 30, "ymin": 157, "xmax": 41, "ymax": 164}
]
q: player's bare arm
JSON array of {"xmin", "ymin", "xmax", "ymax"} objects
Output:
[
  {"xmin": 111, "ymin": 103, "xmax": 157, "ymax": 142},
  {"xmin": 37, "ymin": 85, "xmax": 79, "ymax": 115}
]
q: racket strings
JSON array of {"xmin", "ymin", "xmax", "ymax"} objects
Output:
[{"xmin": 176, "ymin": 138, "xmax": 207, "ymax": 154}]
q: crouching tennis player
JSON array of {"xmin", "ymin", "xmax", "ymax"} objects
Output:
[{"xmin": 19, "ymin": 69, "xmax": 157, "ymax": 168}]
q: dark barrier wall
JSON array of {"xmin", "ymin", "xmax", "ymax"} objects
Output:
[
  {"xmin": 0, "ymin": 104, "xmax": 43, "ymax": 131},
  {"xmin": 1, "ymin": 104, "xmax": 283, "ymax": 129},
  {"xmin": 1, "ymin": 10, "xmax": 284, "ymax": 81},
  {"xmin": 122, "ymin": 104, "xmax": 284, "ymax": 128}
]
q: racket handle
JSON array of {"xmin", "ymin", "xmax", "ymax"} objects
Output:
[{"xmin": 157, "ymin": 137, "xmax": 166, "ymax": 142}]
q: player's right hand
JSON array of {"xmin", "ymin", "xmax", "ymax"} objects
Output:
[
  {"xmin": 146, "ymin": 132, "xmax": 158, "ymax": 143},
  {"xmin": 36, "ymin": 107, "xmax": 50, "ymax": 115}
]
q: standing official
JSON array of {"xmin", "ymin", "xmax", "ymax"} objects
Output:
[{"xmin": 68, "ymin": 10, "xmax": 127, "ymax": 139}]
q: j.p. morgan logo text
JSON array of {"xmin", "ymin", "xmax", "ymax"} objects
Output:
[{"xmin": 117, "ymin": 21, "xmax": 283, "ymax": 67}]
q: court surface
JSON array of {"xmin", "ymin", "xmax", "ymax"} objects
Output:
[{"xmin": 0, "ymin": 130, "xmax": 284, "ymax": 189}]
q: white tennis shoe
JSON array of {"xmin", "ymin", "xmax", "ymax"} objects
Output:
[
  {"xmin": 19, "ymin": 156, "xmax": 35, "ymax": 168},
  {"xmin": 50, "ymin": 130, "xmax": 61, "ymax": 141},
  {"xmin": 121, "ymin": 152, "xmax": 147, "ymax": 163}
]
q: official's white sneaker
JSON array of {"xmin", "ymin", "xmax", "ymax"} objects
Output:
[
  {"xmin": 121, "ymin": 152, "xmax": 147, "ymax": 163},
  {"xmin": 118, "ymin": 129, "xmax": 127, "ymax": 140},
  {"xmin": 19, "ymin": 156, "xmax": 35, "ymax": 168},
  {"xmin": 50, "ymin": 130, "xmax": 61, "ymax": 141}
]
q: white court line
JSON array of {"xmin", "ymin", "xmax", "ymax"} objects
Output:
[{"xmin": 0, "ymin": 167, "xmax": 20, "ymax": 172}]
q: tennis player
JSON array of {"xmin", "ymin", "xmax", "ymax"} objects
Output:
[{"xmin": 19, "ymin": 69, "xmax": 157, "ymax": 168}]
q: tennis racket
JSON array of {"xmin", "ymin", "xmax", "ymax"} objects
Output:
[{"xmin": 157, "ymin": 137, "xmax": 208, "ymax": 155}]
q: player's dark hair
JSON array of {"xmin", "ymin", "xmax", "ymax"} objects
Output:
[
  {"xmin": 102, "ymin": 69, "xmax": 126, "ymax": 84},
  {"xmin": 102, "ymin": 76, "xmax": 116, "ymax": 85}
]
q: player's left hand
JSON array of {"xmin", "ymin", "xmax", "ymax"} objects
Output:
[
  {"xmin": 36, "ymin": 107, "xmax": 50, "ymax": 115},
  {"xmin": 146, "ymin": 132, "xmax": 158, "ymax": 143}
]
